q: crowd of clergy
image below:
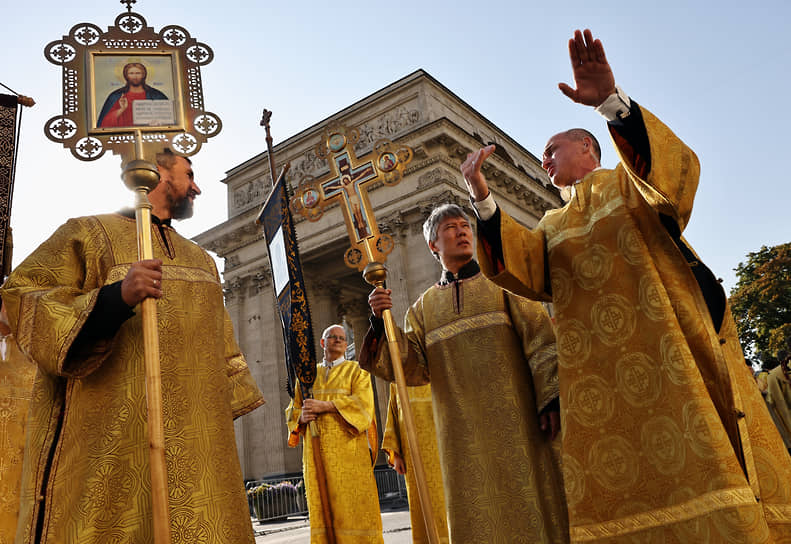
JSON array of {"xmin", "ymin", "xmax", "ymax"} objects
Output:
[{"xmin": 2, "ymin": 28, "xmax": 791, "ymax": 544}]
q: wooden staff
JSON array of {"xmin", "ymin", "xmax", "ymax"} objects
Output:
[
  {"xmin": 362, "ymin": 261, "xmax": 440, "ymax": 544},
  {"xmin": 261, "ymin": 110, "xmax": 336, "ymax": 544},
  {"xmin": 122, "ymin": 131, "xmax": 171, "ymax": 544}
]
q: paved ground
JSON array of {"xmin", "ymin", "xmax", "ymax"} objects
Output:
[{"xmin": 253, "ymin": 507, "xmax": 412, "ymax": 543}]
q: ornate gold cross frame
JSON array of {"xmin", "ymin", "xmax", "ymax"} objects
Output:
[
  {"xmin": 290, "ymin": 123, "xmax": 412, "ymax": 271},
  {"xmin": 290, "ymin": 123, "xmax": 441, "ymax": 544}
]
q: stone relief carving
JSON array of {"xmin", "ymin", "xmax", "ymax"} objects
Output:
[
  {"xmin": 225, "ymin": 254, "xmax": 241, "ymax": 270},
  {"xmin": 288, "ymin": 148, "xmax": 325, "ymax": 184},
  {"xmin": 222, "ymin": 276, "xmax": 245, "ymax": 304},
  {"xmin": 231, "ymin": 175, "xmax": 268, "ymax": 214},
  {"xmin": 417, "ymin": 167, "xmax": 456, "ymax": 190},
  {"xmin": 253, "ymin": 271, "xmax": 270, "ymax": 294},
  {"xmin": 353, "ymin": 106, "xmax": 421, "ymax": 154}
]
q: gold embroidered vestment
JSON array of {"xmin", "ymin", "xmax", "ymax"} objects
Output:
[
  {"xmin": 285, "ymin": 360, "xmax": 383, "ymax": 544},
  {"xmin": 0, "ymin": 334, "xmax": 36, "ymax": 544},
  {"xmin": 1, "ymin": 214, "xmax": 264, "ymax": 544},
  {"xmin": 364, "ymin": 273, "xmax": 569, "ymax": 543},
  {"xmin": 765, "ymin": 366, "xmax": 791, "ymax": 450},
  {"xmin": 381, "ymin": 382, "xmax": 449, "ymax": 544},
  {"xmin": 477, "ymin": 106, "xmax": 791, "ymax": 542}
]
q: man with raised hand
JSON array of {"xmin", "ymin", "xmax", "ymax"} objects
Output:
[{"xmin": 463, "ymin": 28, "xmax": 791, "ymax": 543}]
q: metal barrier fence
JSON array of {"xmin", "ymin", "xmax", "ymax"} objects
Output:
[{"xmin": 247, "ymin": 467, "xmax": 407, "ymax": 523}]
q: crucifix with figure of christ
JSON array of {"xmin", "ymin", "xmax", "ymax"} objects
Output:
[
  {"xmin": 291, "ymin": 123, "xmax": 410, "ymax": 271},
  {"xmin": 291, "ymin": 123, "xmax": 441, "ymax": 544}
]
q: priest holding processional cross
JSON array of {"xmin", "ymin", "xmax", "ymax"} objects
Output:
[
  {"xmin": 267, "ymin": 118, "xmax": 445, "ymax": 543},
  {"xmin": 2, "ymin": 2, "xmax": 263, "ymax": 543}
]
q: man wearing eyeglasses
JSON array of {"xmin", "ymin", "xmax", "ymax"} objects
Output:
[{"xmin": 285, "ymin": 324, "xmax": 383, "ymax": 543}]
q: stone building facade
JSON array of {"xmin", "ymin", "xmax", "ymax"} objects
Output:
[{"xmin": 194, "ymin": 69, "xmax": 562, "ymax": 479}]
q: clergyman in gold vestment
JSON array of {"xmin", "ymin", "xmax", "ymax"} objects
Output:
[
  {"xmin": 0, "ymin": 305, "xmax": 36, "ymax": 544},
  {"xmin": 463, "ymin": 29, "xmax": 791, "ymax": 543},
  {"xmin": 381, "ymin": 382, "xmax": 449, "ymax": 544},
  {"xmin": 1, "ymin": 149, "xmax": 265, "ymax": 544},
  {"xmin": 765, "ymin": 358, "xmax": 791, "ymax": 451},
  {"xmin": 363, "ymin": 204, "xmax": 569, "ymax": 543},
  {"xmin": 285, "ymin": 324, "xmax": 383, "ymax": 544}
]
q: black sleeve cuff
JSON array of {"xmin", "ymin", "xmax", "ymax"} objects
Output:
[
  {"xmin": 369, "ymin": 315, "xmax": 385, "ymax": 337},
  {"xmin": 607, "ymin": 99, "xmax": 652, "ymax": 175},
  {"xmin": 74, "ymin": 281, "xmax": 135, "ymax": 345},
  {"xmin": 476, "ymin": 207, "xmax": 505, "ymax": 270}
]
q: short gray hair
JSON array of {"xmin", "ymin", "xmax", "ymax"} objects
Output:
[
  {"xmin": 422, "ymin": 203, "xmax": 470, "ymax": 262},
  {"xmin": 321, "ymin": 324, "xmax": 346, "ymax": 340}
]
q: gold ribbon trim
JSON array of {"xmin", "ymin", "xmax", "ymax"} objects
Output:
[
  {"xmin": 425, "ymin": 311, "xmax": 510, "ymax": 348},
  {"xmin": 570, "ymin": 487, "xmax": 758, "ymax": 542},
  {"xmin": 547, "ymin": 195, "xmax": 624, "ymax": 251}
]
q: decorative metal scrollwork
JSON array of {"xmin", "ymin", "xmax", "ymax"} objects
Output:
[
  {"xmin": 115, "ymin": 12, "xmax": 146, "ymax": 34},
  {"xmin": 171, "ymin": 133, "xmax": 198, "ymax": 154},
  {"xmin": 186, "ymin": 43, "xmax": 213, "ymax": 65},
  {"xmin": 72, "ymin": 137, "xmax": 104, "ymax": 160},
  {"xmin": 160, "ymin": 25, "xmax": 189, "ymax": 46},
  {"xmin": 45, "ymin": 116, "xmax": 78, "ymax": 141},
  {"xmin": 70, "ymin": 23, "xmax": 102, "ymax": 46},
  {"xmin": 44, "ymin": 41, "xmax": 77, "ymax": 64},
  {"xmin": 193, "ymin": 112, "xmax": 221, "ymax": 137}
]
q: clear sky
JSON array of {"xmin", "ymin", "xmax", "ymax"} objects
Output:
[{"xmin": 3, "ymin": 0, "xmax": 789, "ymax": 293}]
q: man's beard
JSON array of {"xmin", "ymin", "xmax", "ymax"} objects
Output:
[{"xmin": 166, "ymin": 180, "xmax": 195, "ymax": 219}]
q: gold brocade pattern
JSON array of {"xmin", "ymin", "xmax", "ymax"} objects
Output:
[
  {"xmin": 381, "ymin": 383, "xmax": 449, "ymax": 544},
  {"xmin": 1, "ymin": 214, "xmax": 264, "ymax": 544},
  {"xmin": 0, "ymin": 335, "xmax": 36, "ymax": 544},
  {"xmin": 765, "ymin": 366, "xmax": 791, "ymax": 449},
  {"xmin": 478, "ymin": 106, "xmax": 791, "ymax": 542},
  {"xmin": 285, "ymin": 360, "xmax": 383, "ymax": 544},
  {"xmin": 367, "ymin": 273, "xmax": 568, "ymax": 543}
]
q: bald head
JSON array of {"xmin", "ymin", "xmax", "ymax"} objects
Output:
[{"xmin": 542, "ymin": 129, "xmax": 602, "ymax": 187}]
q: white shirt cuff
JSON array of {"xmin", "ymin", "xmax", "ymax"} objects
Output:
[
  {"xmin": 472, "ymin": 192, "xmax": 497, "ymax": 221},
  {"xmin": 595, "ymin": 85, "xmax": 631, "ymax": 122}
]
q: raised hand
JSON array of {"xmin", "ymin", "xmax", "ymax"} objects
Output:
[
  {"xmin": 460, "ymin": 145, "xmax": 496, "ymax": 202},
  {"xmin": 558, "ymin": 29, "xmax": 616, "ymax": 107}
]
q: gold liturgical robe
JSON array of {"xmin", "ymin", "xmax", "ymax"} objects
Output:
[
  {"xmin": 478, "ymin": 106, "xmax": 791, "ymax": 542},
  {"xmin": 364, "ymin": 272, "xmax": 568, "ymax": 543},
  {"xmin": 1, "ymin": 214, "xmax": 264, "ymax": 544},
  {"xmin": 381, "ymin": 383, "xmax": 449, "ymax": 544},
  {"xmin": 765, "ymin": 366, "xmax": 791, "ymax": 449},
  {"xmin": 0, "ymin": 333, "xmax": 36, "ymax": 544},
  {"xmin": 285, "ymin": 360, "xmax": 383, "ymax": 544}
]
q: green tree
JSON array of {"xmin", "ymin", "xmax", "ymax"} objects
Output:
[{"xmin": 730, "ymin": 242, "xmax": 791, "ymax": 366}]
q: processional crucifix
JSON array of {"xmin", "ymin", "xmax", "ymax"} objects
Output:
[
  {"xmin": 43, "ymin": 2, "xmax": 221, "ymax": 542},
  {"xmin": 290, "ymin": 123, "xmax": 442, "ymax": 544}
]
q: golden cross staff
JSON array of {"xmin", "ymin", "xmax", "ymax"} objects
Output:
[{"xmin": 291, "ymin": 123, "xmax": 441, "ymax": 544}]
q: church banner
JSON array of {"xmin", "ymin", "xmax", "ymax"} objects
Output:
[
  {"xmin": 0, "ymin": 94, "xmax": 19, "ymax": 277},
  {"xmin": 257, "ymin": 171, "xmax": 317, "ymax": 397}
]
